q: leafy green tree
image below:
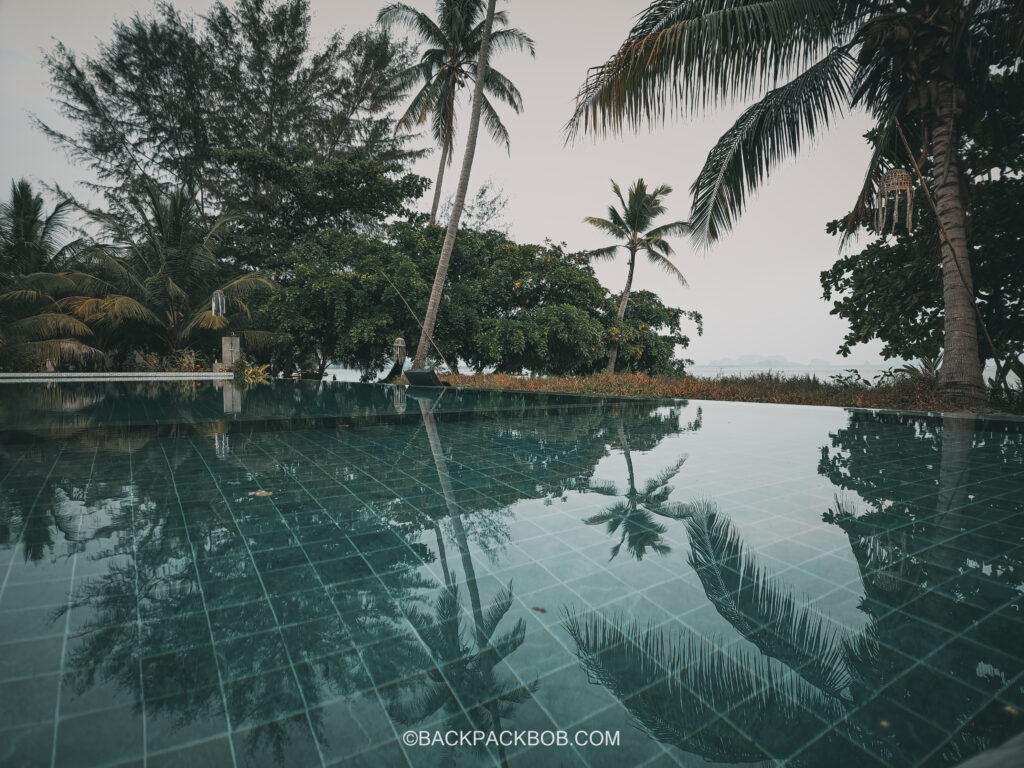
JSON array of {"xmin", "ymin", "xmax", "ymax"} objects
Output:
[
  {"xmin": 568, "ymin": 0, "xmax": 1024, "ymax": 407},
  {"xmin": 378, "ymin": 0, "xmax": 534, "ymax": 224},
  {"xmin": 260, "ymin": 229, "xmax": 426, "ymax": 379},
  {"xmin": 611, "ymin": 289, "xmax": 702, "ymax": 375},
  {"xmin": 584, "ymin": 179, "xmax": 690, "ymax": 373},
  {"xmin": 215, "ymin": 143, "xmax": 428, "ymax": 269},
  {"xmin": 39, "ymin": 0, "xmax": 420, "ymax": 264}
]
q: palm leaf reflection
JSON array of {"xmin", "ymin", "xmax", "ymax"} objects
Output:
[
  {"xmin": 390, "ymin": 583, "xmax": 534, "ymax": 733},
  {"xmin": 682, "ymin": 500, "xmax": 852, "ymax": 700},
  {"xmin": 564, "ymin": 499, "xmax": 881, "ymax": 764},
  {"xmin": 584, "ymin": 423, "xmax": 688, "ymax": 561},
  {"xmin": 563, "ymin": 610, "xmax": 849, "ymax": 763}
]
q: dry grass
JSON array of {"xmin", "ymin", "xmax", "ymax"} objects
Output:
[{"xmin": 437, "ymin": 371, "xmax": 992, "ymax": 413}]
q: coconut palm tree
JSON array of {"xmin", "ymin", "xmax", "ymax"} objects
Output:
[
  {"xmin": 0, "ymin": 179, "xmax": 84, "ymax": 274},
  {"xmin": 584, "ymin": 179, "xmax": 690, "ymax": 373},
  {"xmin": 0, "ymin": 180, "xmax": 101, "ymax": 369},
  {"xmin": 568, "ymin": 1, "xmax": 1023, "ymax": 407},
  {"xmin": 74, "ymin": 187, "xmax": 272, "ymax": 357},
  {"xmin": 411, "ymin": 0, "xmax": 499, "ymax": 371},
  {"xmin": 397, "ymin": 392, "xmax": 533, "ymax": 768},
  {"xmin": 584, "ymin": 423, "xmax": 688, "ymax": 560},
  {"xmin": 378, "ymin": 0, "xmax": 534, "ymax": 225}
]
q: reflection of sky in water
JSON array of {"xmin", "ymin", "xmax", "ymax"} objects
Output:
[{"xmin": 0, "ymin": 381, "xmax": 1021, "ymax": 767}]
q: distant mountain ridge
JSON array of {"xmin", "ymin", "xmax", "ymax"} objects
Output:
[{"xmin": 702, "ymin": 355, "xmax": 878, "ymax": 368}]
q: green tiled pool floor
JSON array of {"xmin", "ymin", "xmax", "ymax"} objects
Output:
[{"xmin": 0, "ymin": 382, "xmax": 1021, "ymax": 767}]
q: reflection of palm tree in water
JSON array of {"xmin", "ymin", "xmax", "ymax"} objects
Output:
[
  {"xmin": 585, "ymin": 422, "xmax": 688, "ymax": 561},
  {"xmin": 565, "ymin": 413, "xmax": 1024, "ymax": 765},
  {"xmin": 404, "ymin": 393, "xmax": 534, "ymax": 768}
]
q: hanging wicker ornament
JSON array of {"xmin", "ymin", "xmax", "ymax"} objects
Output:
[
  {"xmin": 212, "ymin": 289, "xmax": 227, "ymax": 317},
  {"xmin": 875, "ymin": 168, "xmax": 914, "ymax": 234}
]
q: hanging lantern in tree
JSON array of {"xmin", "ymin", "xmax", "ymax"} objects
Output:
[
  {"xmin": 875, "ymin": 168, "xmax": 914, "ymax": 233},
  {"xmin": 393, "ymin": 337, "xmax": 407, "ymax": 367},
  {"xmin": 212, "ymin": 289, "xmax": 227, "ymax": 317}
]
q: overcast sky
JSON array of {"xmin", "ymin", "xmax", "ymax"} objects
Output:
[{"xmin": 0, "ymin": 0, "xmax": 887, "ymax": 366}]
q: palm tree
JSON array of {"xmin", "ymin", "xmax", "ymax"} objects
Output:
[
  {"xmin": 0, "ymin": 179, "xmax": 83, "ymax": 274},
  {"xmin": 411, "ymin": 0, "xmax": 499, "ymax": 371},
  {"xmin": 378, "ymin": 0, "xmax": 534, "ymax": 225},
  {"xmin": 584, "ymin": 179, "xmax": 690, "ymax": 373},
  {"xmin": 584, "ymin": 423, "xmax": 688, "ymax": 560},
  {"xmin": 0, "ymin": 180, "xmax": 100, "ymax": 369},
  {"xmin": 402, "ymin": 392, "xmax": 534, "ymax": 768},
  {"xmin": 75, "ymin": 187, "xmax": 272, "ymax": 357},
  {"xmin": 567, "ymin": 1, "xmax": 1023, "ymax": 407}
]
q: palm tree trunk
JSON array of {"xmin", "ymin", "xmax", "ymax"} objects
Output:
[
  {"xmin": 606, "ymin": 249, "xmax": 637, "ymax": 374},
  {"xmin": 412, "ymin": 0, "xmax": 498, "ymax": 370},
  {"xmin": 930, "ymin": 413, "xmax": 973, "ymax": 572},
  {"xmin": 931, "ymin": 82, "xmax": 986, "ymax": 408},
  {"xmin": 428, "ymin": 141, "xmax": 450, "ymax": 226}
]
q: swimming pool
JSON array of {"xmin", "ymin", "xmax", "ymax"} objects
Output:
[{"xmin": 1, "ymin": 381, "xmax": 1021, "ymax": 767}]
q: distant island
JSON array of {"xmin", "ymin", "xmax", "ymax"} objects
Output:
[{"xmin": 702, "ymin": 355, "xmax": 886, "ymax": 369}]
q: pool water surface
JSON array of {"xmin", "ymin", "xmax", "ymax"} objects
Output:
[{"xmin": 0, "ymin": 381, "xmax": 1021, "ymax": 767}]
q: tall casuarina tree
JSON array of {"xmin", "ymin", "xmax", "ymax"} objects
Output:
[
  {"xmin": 378, "ymin": 0, "xmax": 534, "ymax": 225},
  {"xmin": 411, "ymin": 0, "xmax": 499, "ymax": 371},
  {"xmin": 584, "ymin": 179, "xmax": 689, "ymax": 374},
  {"xmin": 567, "ymin": 0, "xmax": 1024, "ymax": 408}
]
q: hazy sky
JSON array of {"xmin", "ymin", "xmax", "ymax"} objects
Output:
[{"xmin": 0, "ymin": 0, "xmax": 887, "ymax": 366}]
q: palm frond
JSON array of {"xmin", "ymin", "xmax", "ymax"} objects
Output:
[
  {"xmin": 185, "ymin": 309, "xmax": 230, "ymax": 334},
  {"xmin": 378, "ymin": 3, "xmax": 447, "ymax": 42},
  {"xmin": 688, "ymin": 46, "xmax": 856, "ymax": 246},
  {"xmin": 643, "ymin": 454, "xmax": 688, "ymax": 495},
  {"xmin": 10, "ymin": 312, "xmax": 94, "ymax": 341},
  {"xmin": 479, "ymin": 95, "xmax": 512, "ymax": 151},
  {"xmin": 486, "ymin": 27, "xmax": 536, "ymax": 57},
  {"xmin": 479, "ymin": 581, "xmax": 516, "ymax": 641},
  {"xmin": 583, "ymin": 217, "xmax": 628, "ymax": 239},
  {"xmin": 480, "ymin": 66, "xmax": 526, "ymax": 113},
  {"xmin": 220, "ymin": 273, "xmax": 275, "ymax": 297},
  {"xmin": 565, "ymin": 0, "xmax": 857, "ymax": 142},
  {"xmin": 240, "ymin": 329, "xmax": 274, "ymax": 352},
  {"xmin": 643, "ymin": 248, "xmax": 689, "ymax": 286},
  {"xmin": 645, "ymin": 220, "xmax": 691, "ymax": 239}
]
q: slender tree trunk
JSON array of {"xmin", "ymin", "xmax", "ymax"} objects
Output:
[
  {"xmin": 618, "ymin": 423, "xmax": 635, "ymax": 493},
  {"xmin": 419, "ymin": 395, "xmax": 509, "ymax": 768},
  {"xmin": 428, "ymin": 141, "xmax": 450, "ymax": 226},
  {"xmin": 412, "ymin": 0, "xmax": 498, "ymax": 370},
  {"xmin": 606, "ymin": 249, "xmax": 637, "ymax": 374},
  {"xmin": 931, "ymin": 82, "xmax": 986, "ymax": 408},
  {"xmin": 930, "ymin": 413, "xmax": 973, "ymax": 573}
]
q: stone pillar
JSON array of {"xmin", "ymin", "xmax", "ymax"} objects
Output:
[
  {"xmin": 222, "ymin": 382, "xmax": 241, "ymax": 415},
  {"xmin": 222, "ymin": 336, "xmax": 241, "ymax": 368}
]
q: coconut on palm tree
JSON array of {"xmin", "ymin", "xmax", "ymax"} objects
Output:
[
  {"xmin": 568, "ymin": 1, "xmax": 1023, "ymax": 408},
  {"xmin": 584, "ymin": 179, "xmax": 690, "ymax": 373},
  {"xmin": 378, "ymin": 0, "xmax": 534, "ymax": 225}
]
